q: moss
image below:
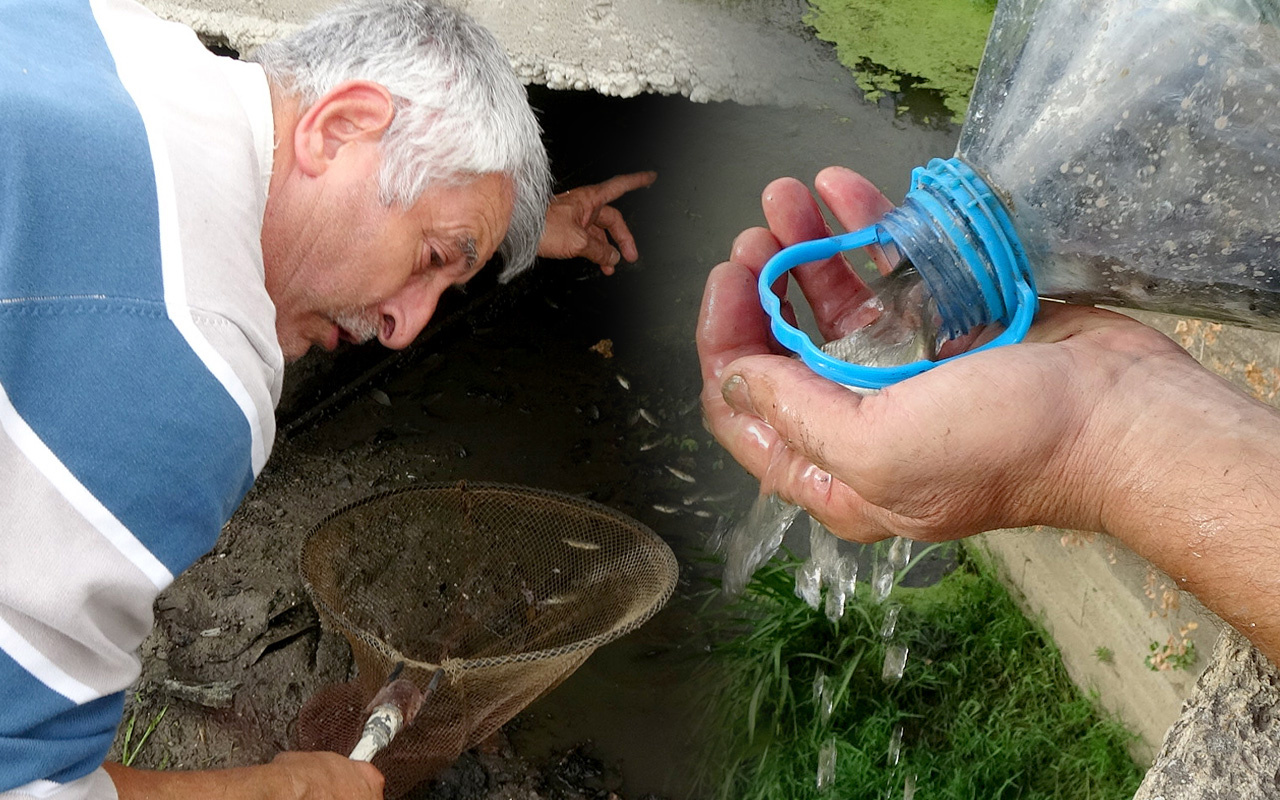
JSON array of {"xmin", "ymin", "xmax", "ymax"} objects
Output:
[{"xmin": 805, "ymin": 0, "xmax": 996, "ymax": 122}]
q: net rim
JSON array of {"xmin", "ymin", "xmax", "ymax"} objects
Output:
[{"xmin": 299, "ymin": 482, "xmax": 679, "ymax": 676}]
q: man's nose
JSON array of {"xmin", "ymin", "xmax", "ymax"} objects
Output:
[{"xmin": 377, "ymin": 280, "xmax": 447, "ymax": 350}]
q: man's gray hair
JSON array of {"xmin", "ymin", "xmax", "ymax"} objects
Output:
[{"xmin": 251, "ymin": 0, "xmax": 551, "ymax": 280}]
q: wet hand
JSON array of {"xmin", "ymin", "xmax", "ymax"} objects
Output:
[
  {"xmin": 697, "ymin": 167, "xmax": 1195, "ymax": 544},
  {"xmin": 538, "ymin": 171, "xmax": 657, "ymax": 274}
]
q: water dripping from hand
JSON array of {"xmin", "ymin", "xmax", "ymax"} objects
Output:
[
  {"xmin": 882, "ymin": 644, "xmax": 909, "ymax": 685},
  {"xmin": 817, "ymin": 737, "xmax": 838, "ymax": 791},
  {"xmin": 887, "ymin": 724, "xmax": 904, "ymax": 767}
]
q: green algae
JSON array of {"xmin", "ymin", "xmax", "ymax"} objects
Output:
[{"xmin": 805, "ymin": 0, "xmax": 996, "ymax": 123}]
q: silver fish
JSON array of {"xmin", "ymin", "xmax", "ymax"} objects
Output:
[{"xmin": 665, "ymin": 466, "xmax": 696, "ymax": 484}]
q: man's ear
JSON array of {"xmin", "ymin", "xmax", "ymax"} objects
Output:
[{"xmin": 293, "ymin": 80, "xmax": 396, "ymax": 177}]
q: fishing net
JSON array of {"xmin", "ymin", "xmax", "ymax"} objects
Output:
[{"xmin": 294, "ymin": 482, "xmax": 678, "ymax": 797}]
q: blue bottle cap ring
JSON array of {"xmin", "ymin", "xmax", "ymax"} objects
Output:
[{"xmin": 757, "ymin": 158, "xmax": 1038, "ymax": 390}]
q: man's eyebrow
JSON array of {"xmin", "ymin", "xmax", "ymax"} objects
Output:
[{"xmin": 462, "ymin": 236, "xmax": 479, "ymax": 269}]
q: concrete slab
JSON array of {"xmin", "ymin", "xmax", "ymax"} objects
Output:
[
  {"xmin": 975, "ymin": 529, "xmax": 1220, "ymax": 765},
  {"xmin": 140, "ymin": 0, "xmax": 858, "ymax": 107}
]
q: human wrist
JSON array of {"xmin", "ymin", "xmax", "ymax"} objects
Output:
[
  {"xmin": 1089, "ymin": 353, "xmax": 1280, "ymax": 574},
  {"xmin": 106, "ymin": 761, "xmax": 276, "ymax": 800}
]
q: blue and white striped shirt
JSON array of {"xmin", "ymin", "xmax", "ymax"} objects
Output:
[{"xmin": 0, "ymin": 1, "xmax": 282, "ymax": 796}]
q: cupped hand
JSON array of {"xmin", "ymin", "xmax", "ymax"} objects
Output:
[
  {"xmin": 697, "ymin": 166, "xmax": 1197, "ymax": 544},
  {"xmin": 537, "ymin": 171, "xmax": 657, "ymax": 273}
]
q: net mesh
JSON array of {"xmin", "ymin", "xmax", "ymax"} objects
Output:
[{"xmin": 295, "ymin": 482, "xmax": 678, "ymax": 797}]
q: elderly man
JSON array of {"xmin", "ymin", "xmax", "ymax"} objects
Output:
[{"xmin": 0, "ymin": 0, "xmax": 652, "ymax": 797}]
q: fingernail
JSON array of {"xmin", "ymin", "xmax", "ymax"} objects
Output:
[
  {"xmin": 610, "ymin": 250, "xmax": 621, "ymax": 266},
  {"xmin": 721, "ymin": 374, "xmax": 755, "ymax": 414}
]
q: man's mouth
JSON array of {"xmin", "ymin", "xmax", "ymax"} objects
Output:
[{"xmin": 329, "ymin": 311, "xmax": 381, "ymax": 347}]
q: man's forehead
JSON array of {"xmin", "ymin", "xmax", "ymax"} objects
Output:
[
  {"xmin": 422, "ymin": 173, "xmax": 513, "ymax": 242},
  {"xmin": 468, "ymin": 174, "xmax": 515, "ymax": 262}
]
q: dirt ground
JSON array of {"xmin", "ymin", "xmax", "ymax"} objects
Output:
[{"xmin": 107, "ymin": 82, "xmax": 958, "ymax": 797}]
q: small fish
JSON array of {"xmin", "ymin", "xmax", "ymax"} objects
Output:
[
  {"xmin": 370, "ymin": 389, "xmax": 392, "ymax": 407},
  {"xmin": 538, "ymin": 594, "xmax": 575, "ymax": 607},
  {"xmin": 637, "ymin": 408, "xmax": 660, "ymax": 427},
  {"xmin": 639, "ymin": 440, "xmax": 662, "ymax": 452},
  {"xmin": 652, "ymin": 504, "xmax": 680, "ymax": 514},
  {"xmin": 562, "ymin": 538, "xmax": 602, "ymax": 551},
  {"xmin": 701, "ymin": 490, "xmax": 737, "ymax": 504},
  {"xmin": 665, "ymin": 465, "xmax": 696, "ymax": 484},
  {"xmin": 693, "ymin": 510, "xmax": 714, "ymax": 519},
  {"xmin": 616, "ymin": 374, "xmax": 631, "ymax": 390}
]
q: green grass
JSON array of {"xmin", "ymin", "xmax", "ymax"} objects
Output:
[
  {"xmin": 119, "ymin": 701, "xmax": 168, "ymax": 768},
  {"xmin": 697, "ymin": 547, "xmax": 1144, "ymax": 800}
]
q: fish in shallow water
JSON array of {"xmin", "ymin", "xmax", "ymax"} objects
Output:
[{"xmin": 665, "ymin": 465, "xmax": 696, "ymax": 483}]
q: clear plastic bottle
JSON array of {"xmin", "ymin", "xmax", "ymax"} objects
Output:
[{"xmin": 762, "ymin": 0, "xmax": 1280, "ymax": 389}]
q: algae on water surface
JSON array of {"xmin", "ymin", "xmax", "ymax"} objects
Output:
[{"xmin": 805, "ymin": 0, "xmax": 995, "ymax": 122}]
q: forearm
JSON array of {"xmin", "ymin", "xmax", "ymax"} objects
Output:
[
  {"xmin": 103, "ymin": 752, "xmax": 382, "ymax": 800},
  {"xmin": 1095, "ymin": 360, "xmax": 1280, "ymax": 662},
  {"xmin": 104, "ymin": 762, "xmax": 278, "ymax": 800}
]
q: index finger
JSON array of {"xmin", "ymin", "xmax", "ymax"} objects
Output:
[
  {"xmin": 761, "ymin": 176, "xmax": 876, "ymax": 341},
  {"xmin": 798, "ymin": 167, "xmax": 897, "ymax": 337},
  {"xmin": 580, "ymin": 171, "xmax": 658, "ymax": 205}
]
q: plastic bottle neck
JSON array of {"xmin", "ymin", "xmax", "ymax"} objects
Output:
[
  {"xmin": 890, "ymin": 159, "xmax": 1039, "ymax": 340},
  {"xmin": 880, "ymin": 200, "xmax": 995, "ymax": 340},
  {"xmin": 879, "ymin": 158, "xmax": 1036, "ymax": 341}
]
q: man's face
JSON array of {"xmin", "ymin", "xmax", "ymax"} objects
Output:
[{"xmin": 263, "ymin": 143, "xmax": 514, "ymax": 360}]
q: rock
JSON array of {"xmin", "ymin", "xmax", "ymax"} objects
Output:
[
  {"xmin": 161, "ymin": 678, "xmax": 241, "ymax": 709},
  {"xmin": 1135, "ymin": 629, "xmax": 1280, "ymax": 800}
]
